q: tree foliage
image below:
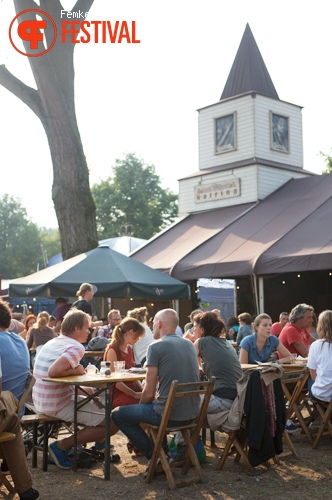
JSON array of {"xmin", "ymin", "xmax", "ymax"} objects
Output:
[
  {"xmin": 40, "ymin": 228, "xmax": 61, "ymax": 266},
  {"xmin": 0, "ymin": 195, "xmax": 43, "ymax": 278},
  {"xmin": 320, "ymin": 149, "xmax": 332, "ymax": 174},
  {"xmin": 92, "ymin": 153, "xmax": 178, "ymax": 240},
  {"xmin": 0, "ymin": 0, "xmax": 98, "ymax": 260}
]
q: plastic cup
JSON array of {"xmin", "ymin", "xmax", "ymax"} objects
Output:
[{"xmin": 113, "ymin": 361, "xmax": 125, "ymax": 373}]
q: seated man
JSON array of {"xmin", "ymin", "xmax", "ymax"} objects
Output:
[
  {"xmin": 0, "ymin": 367, "xmax": 39, "ymax": 499},
  {"xmin": 279, "ymin": 303, "xmax": 315, "ymax": 357},
  {"xmin": 33, "ymin": 309, "xmax": 117, "ymax": 469},
  {"xmin": 112, "ymin": 309, "xmax": 200, "ymax": 463},
  {"xmin": 0, "ymin": 300, "xmax": 30, "ymax": 415},
  {"xmin": 271, "ymin": 312, "xmax": 289, "ymax": 337}
]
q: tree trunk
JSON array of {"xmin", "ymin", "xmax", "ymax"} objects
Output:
[{"xmin": 0, "ymin": 0, "xmax": 98, "ymax": 259}]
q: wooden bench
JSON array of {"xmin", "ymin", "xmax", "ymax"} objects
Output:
[
  {"xmin": 0, "ymin": 432, "xmax": 16, "ymax": 494},
  {"xmin": 21, "ymin": 414, "xmax": 64, "ymax": 471}
]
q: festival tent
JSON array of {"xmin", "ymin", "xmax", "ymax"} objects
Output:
[{"xmin": 9, "ymin": 245, "xmax": 190, "ymax": 299}]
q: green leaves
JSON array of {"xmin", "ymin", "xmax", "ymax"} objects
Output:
[{"xmin": 92, "ymin": 153, "xmax": 178, "ymax": 240}]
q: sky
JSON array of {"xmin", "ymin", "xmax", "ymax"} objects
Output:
[{"xmin": 0, "ymin": 0, "xmax": 332, "ymax": 228}]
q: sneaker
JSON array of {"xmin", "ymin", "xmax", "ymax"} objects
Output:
[
  {"xmin": 48, "ymin": 441, "xmax": 73, "ymax": 469},
  {"xmin": 19, "ymin": 488, "xmax": 39, "ymax": 500},
  {"xmin": 0, "ymin": 459, "xmax": 9, "ymax": 475},
  {"xmin": 94, "ymin": 441, "xmax": 114, "ymax": 453},
  {"xmin": 285, "ymin": 419, "xmax": 300, "ymax": 434}
]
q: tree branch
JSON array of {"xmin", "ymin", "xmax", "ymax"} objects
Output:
[{"xmin": 0, "ymin": 65, "xmax": 43, "ymax": 120}]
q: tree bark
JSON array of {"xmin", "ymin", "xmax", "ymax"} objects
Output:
[{"xmin": 0, "ymin": 0, "xmax": 98, "ymax": 259}]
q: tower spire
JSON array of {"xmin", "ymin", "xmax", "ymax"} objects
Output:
[{"xmin": 220, "ymin": 24, "xmax": 279, "ymax": 100}]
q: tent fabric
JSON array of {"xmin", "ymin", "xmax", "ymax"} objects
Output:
[
  {"xmin": 9, "ymin": 246, "xmax": 190, "ymax": 299},
  {"xmin": 47, "ymin": 236, "xmax": 147, "ymax": 267},
  {"xmin": 131, "ymin": 203, "xmax": 254, "ymax": 274},
  {"xmin": 132, "ymin": 174, "xmax": 332, "ymax": 280}
]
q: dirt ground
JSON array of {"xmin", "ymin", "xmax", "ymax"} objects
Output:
[{"xmin": 3, "ymin": 429, "xmax": 332, "ymax": 500}]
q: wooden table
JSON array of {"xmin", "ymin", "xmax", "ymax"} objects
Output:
[
  {"xmin": 280, "ymin": 364, "xmax": 313, "ymax": 443},
  {"xmin": 43, "ymin": 371, "xmax": 145, "ymax": 480}
]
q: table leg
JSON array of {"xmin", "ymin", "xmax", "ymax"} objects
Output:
[
  {"xmin": 73, "ymin": 386, "xmax": 78, "ymax": 472},
  {"xmin": 104, "ymin": 383, "xmax": 111, "ymax": 480}
]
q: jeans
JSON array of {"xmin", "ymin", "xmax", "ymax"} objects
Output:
[{"xmin": 112, "ymin": 402, "xmax": 162, "ymax": 459}]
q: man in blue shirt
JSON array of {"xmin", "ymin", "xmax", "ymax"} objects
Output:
[{"xmin": 0, "ymin": 301, "xmax": 30, "ymax": 411}]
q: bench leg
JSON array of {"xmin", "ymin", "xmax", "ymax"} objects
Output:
[
  {"xmin": 42, "ymin": 422, "xmax": 49, "ymax": 472},
  {"xmin": 32, "ymin": 423, "xmax": 38, "ymax": 468}
]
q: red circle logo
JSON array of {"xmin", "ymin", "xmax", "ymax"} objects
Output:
[{"xmin": 9, "ymin": 9, "xmax": 57, "ymax": 57}]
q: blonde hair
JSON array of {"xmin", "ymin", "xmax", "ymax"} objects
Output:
[
  {"xmin": 127, "ymin": 306, "xmax": 148, "ymax": 324},
  {"xmin": 36, "ymin": 311, "xmax": 50, "ymax": 330},
  {"xmin": 253, "ymin": 313, "xmax": 272, "ymax": 332},
  {"xmin": 61, "ymin": 309, "xmax": 90, "ymax": 335},
  {"xmin": 76, "ymin": 283, "xmax": 93, "ymax": 298},
  {"xmin": 317, "ymin": 310, "xmax": 332, "ymax": 343}
]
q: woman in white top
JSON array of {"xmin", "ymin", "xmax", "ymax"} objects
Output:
[
  {"xmin": 307, "ymin": 310, "xmax": 332, "ymax": 402},
  {"xmin": 127, "ymin": 306, "xmax": 153, "ymax": 366}
]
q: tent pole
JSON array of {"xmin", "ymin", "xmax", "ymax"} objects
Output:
[
  {"xmin": 173, "ymin": 299, "xmax": 179, "ymax": 315},
  {"xmin": 252, "ymin": 275, "xmax": 259, "ymax": 316},
  {"xmin": 258, "ymin": 277, "xmax": 264, "ymax": 314},
  {"xmin": 233, "ymin": 280, "xmax": 237, "ymax": 316}
]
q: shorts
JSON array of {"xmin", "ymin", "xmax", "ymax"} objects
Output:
[{"xmin": 52, "ymin": 395, "xmax": 105, "ymax": 427}]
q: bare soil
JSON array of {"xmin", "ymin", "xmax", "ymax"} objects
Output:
[{"xmin": 4, "ymin": 429, "xmax": 332, "ymax": 500}]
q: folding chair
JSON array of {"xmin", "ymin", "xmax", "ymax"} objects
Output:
[
  {"xmin": 0, "ymin": 432, "xmax": 16, "ymax": 494},
  {"xmin": 216, "ymin": 429, "xmax": 255, "ymax": 472},
  {"xmin": 311, "ymin": 399, "xmax": 332, "ymax": 449},
  {"xmin": 145, "ymin": 377, "xmax": 215, "ymax": 490}
]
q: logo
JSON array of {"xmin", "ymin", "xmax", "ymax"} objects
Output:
[
  {"xmin": 9, "ymin": 9, "xmax": 57, "ymax": 57},
  {"xmin": 154, "ymin": 288, "xmax": 165, "ymax": 296},
  {"xmin": 9, "ymin": 10, "xmax": 140, "ymax": 56}
]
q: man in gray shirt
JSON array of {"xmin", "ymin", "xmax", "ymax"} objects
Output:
[{"xmin": 112, "ymin": 309, "xmax": 200, "ymax": 459}]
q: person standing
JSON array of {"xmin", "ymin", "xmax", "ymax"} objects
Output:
[{"xmin": 71, "ymin": 283, "xmax": 103, "ymax": 344}]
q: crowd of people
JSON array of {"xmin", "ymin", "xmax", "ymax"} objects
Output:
[{"xmin": 1, "ymin": 285, "xmax": 332, "ymax": 492}]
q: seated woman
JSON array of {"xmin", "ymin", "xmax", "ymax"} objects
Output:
[
  {"xmin": 27, "ymin": 311, "xmax": 55, "ymax": 356},
  {"xmin": 104, "ymin": 318, "xmax": 145, "ymax": 454},
  {"xmin": 308, "ymin": 310, "xmax": 332, "ymax": 403},
  {"xmin": 239, "ymin": 313, "xmax": 292, "ymax": 364},
  {"xmin": 104, "ymin": 318, "xmax": 145, "ymax": 407},
  {"xmin": 193, "ymin": 312, "xmax": 242, "ymax": 413}
]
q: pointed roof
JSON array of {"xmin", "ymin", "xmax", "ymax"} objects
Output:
[{"xmin": 220, "ymin": 24, "xmax": 279, "ymax": 100}]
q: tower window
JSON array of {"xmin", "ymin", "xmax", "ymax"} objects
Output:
[
  {"xmin": 215, "ymin": 113, "xmax": 236, "ymax": 153},
  {"xmin": 271, "ymin": 113, "xmax": 289, "ymax": 153}
]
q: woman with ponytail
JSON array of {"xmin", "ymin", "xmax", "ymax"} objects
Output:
[
  {"xmin": 104, "ymin": 318, "xmax": 145, "ymax": 408},
  {"xmin": 104, "ymin": 318, "xmax": 145, "ymax": 455}
]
